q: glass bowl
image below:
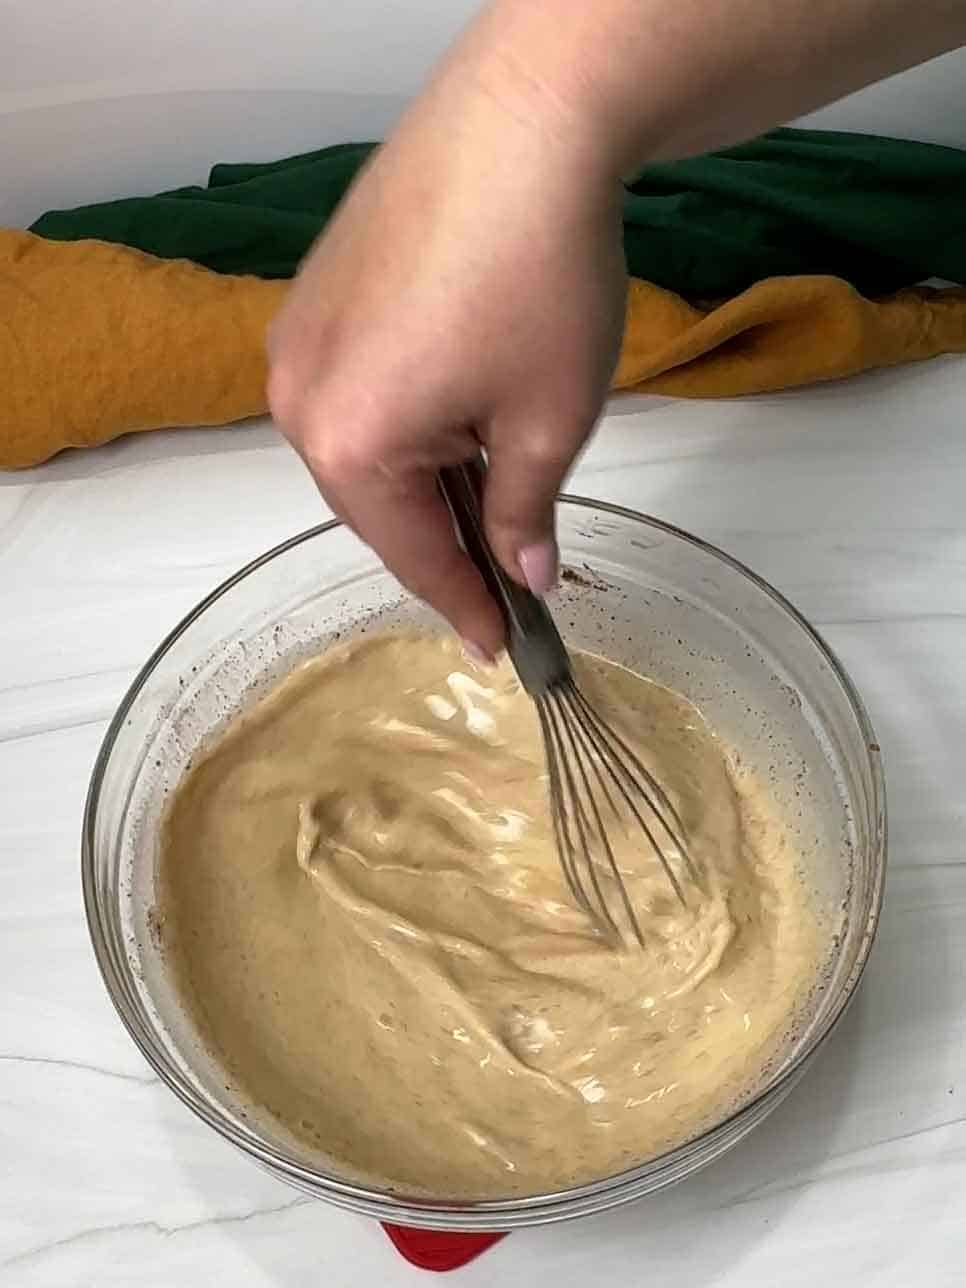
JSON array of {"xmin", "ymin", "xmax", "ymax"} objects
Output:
[{"xmin": 82, "ymin": 498, "xmax": 885, "ymax": 1230}]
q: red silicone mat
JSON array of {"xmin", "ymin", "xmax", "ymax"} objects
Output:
[{"xmin": 382, "ymin": 1224, "xmax": 507, "ymax": 1271}]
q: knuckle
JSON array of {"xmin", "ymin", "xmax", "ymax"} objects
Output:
[
  {"xmin": 304, "ymin": 416, "xmax": 390, "ymax": 489},
  {"xmin": 517, "ymin": 425, "xmax": 577, "ymax": 471},
  {"xmin": 303, "ymin": 437, "xmax": 359, "ymax": 490}
]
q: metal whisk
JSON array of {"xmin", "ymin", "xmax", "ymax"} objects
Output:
[{"xmin": 439, "ymin": 458, "xmax": 696, "ymax": 945}]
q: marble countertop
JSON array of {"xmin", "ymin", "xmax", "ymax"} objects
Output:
[{"xmin": 3, "ymin": 362, "xmax": 965, "ymax": 1286}]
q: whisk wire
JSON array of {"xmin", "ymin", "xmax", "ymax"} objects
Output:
[
  {"xmin": 545, "ymin": 690, "xmax": 626, "ymax": 940},
  {"xmin": 570, "ymin": 685, "xmax": 696, "ymax": 882},
  {"xmin": 438, "ymin": 457, "xmax": 698, "ymax": 943},
  {"xmin": 541, "ymin": 694, "xmax": 617, "ymax": 932},
  {"xmin": 536, "ymin": 700, "xmax": 588, "ymax": 912},
  {"xmin": 552, "ymin": 686, "xmax": 647, "ymax": 944},
  {"xmin": 565, "ymin": 685, "xmax": 694, "ymax": 901}
]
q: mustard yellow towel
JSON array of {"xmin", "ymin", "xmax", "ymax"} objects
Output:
[
  {"xmin": 1, "ymin": 231, "xmax": 285, "ymax": 469},
  {"xmin": 615, "ymin": 274, "xmax": 966, "ymax": 395},
  {"xmin": 3, "ymin": 229, "xmax": 966, "ymax": 469}
]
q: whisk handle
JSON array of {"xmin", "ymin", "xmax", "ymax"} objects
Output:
[{"xmin": 439, "ymin": 458, "xmax": 571, "ymax": 696}]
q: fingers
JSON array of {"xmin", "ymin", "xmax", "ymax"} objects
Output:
[
  {"xmin": 482, "ymin": 417, "xmax": 592, "ymax": 594},
  {"xmin": 269, "ymin": 325, "xmax": 505, "ymax": 656},
  {"xmin": 316, "ymin": 459, "xmax": 506, "ymax": 660}
]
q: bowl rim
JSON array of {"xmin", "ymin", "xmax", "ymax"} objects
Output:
[{"xmin": 82, "ymin": 496, "xmax": 887, "ymax": 1222}]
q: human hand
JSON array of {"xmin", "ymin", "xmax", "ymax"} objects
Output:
[
  {"xmin": 267, "ymin": 36, "xmax": 626, "ymax": 658},
  {"xmin": 268, "ymin": 0, "xmax": 966, "ymax": 656}
]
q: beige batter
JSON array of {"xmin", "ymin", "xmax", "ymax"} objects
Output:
[{"xmin": 157, "ymin": 632, "xmax": 822, "ymax": 1199}]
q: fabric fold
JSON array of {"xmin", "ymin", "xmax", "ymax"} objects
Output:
[
  {"xmin": 4, "ymin": 230, "xmax": 966, "ymax": 470},
  {"xmin": 1, "ymin": 231, "xmax": 285, "ymax": 468},
  {"xmin": 30, "ymin": 128, "xmax": 966, "ymax": 298}
]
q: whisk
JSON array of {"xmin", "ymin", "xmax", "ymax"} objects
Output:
[{"xmin": 439, "ymin": 458, "xmax": 696, "ymax": 945}]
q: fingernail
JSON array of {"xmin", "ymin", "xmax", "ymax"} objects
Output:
[
  {"xmin": 462, "ymin": 640, "xmax": 495, "ymax": 667},
  {"xmin": 519, "ymin": 540, "xmax": 559, "ymax": 597}
]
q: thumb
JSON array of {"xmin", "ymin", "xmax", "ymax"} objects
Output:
[{"xmin": 483, "ymin": 419, "xmax": 590, "ymax": 594}]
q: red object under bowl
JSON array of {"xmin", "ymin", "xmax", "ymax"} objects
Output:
[{"xmin": 382, "ymin": 1224, "xmax": 507, "ymax": 1271}]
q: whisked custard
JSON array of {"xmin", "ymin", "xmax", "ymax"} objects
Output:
[{"xmin": 157, "ymin": 632, "xmax": 823, "ymax": 1197}]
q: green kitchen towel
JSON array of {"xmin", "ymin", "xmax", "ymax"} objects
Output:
[
  {"xmin": 32, "ymin": 143, "xmax": 376, "ymax": 281},
  {"xmin": 30, "ymin": 128, "xmax": 966, "ymax": 297}
]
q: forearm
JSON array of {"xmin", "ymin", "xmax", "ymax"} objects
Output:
[
  {"xmin": 447, "ymin": 0, "xmax": 966, "ymax": 177},
  {"xmin": 269, "ymin": 0, "xmax": 966, "ymax": 643}
]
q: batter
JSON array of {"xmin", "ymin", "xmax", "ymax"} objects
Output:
[{"xmin": 157, "ymin": 632, "xmax": 822, "ymax": 1198}]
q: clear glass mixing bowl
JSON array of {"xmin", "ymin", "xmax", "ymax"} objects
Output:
[{"xmin": 83, "ymin": 498, "xmax": 885, "ymax": 1230}]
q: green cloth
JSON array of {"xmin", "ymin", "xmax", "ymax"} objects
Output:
[
  {"xmin": 33, "ymin": 143, "xmax": 376, "ymax": 281},
  {"xmin": 30, "ymin": 128, "xmax": 966, "ymax": 297}
]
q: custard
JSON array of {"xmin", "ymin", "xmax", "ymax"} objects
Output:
[{"xmin": 158, "ymin": 633, "xmax": 821, "ymax": 1198}]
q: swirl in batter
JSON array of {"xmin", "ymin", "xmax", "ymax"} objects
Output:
[{"xmin": 158, "ymin": 632, "xmax": 822, "ymax": 1198}]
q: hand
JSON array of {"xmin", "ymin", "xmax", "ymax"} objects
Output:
[
  {"xmin": 267, "ymin": 42, "xmax": 626, "ymax": 658},
  {"xmin": 268, "ymin": 0, "xmax": 966, "ymax": 654}
]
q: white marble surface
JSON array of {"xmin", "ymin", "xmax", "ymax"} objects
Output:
[{"xmin": 2, "ymin": 362, "xmax": 966, "ymax": 1286}]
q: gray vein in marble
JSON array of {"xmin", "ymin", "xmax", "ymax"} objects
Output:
[
  {"xmin": 891, "ymin": 858, "xmax": 966, "ymax": 870},
  {"xmin": 811, "ymin": 612, "xmax": 966, "ymax": 626},
  {"xmin": 0, "ymin": 486, "xmax": 46, "ymax": 560},
  {"xmin": 0, "ymin": 712, "xmax": 112, "ymax": 746},
  {"xmin": 3, "ymin": 1196, "xmax": 313, "ymax": 1271},
  {"xmin": 0, "ymin": 1054, "xmax": 156, "ymax": 1087},
  {"xmin": 723, "ymin": 1114, "xmax": 966, "ymax": 1210},
  {"xmin": 0, "ymin": 665, "xmax": 133, "ymax": 696}
]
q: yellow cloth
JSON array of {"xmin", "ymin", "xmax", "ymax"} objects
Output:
[
  {"xmin": 614, "ymin": 275, "xmax": 966, "ymax": 395},
  {"xmin": 1, "ymin": 231, "xmax": 285, "ymax": 469},
  {"xmin": 3, "ymin": 229, "xmax": 966, "ymax": 469}
]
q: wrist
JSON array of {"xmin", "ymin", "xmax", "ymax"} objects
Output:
[
  {"xmin": 432, "ymin": 0, "xmax": 636, "ymax": 194},
  {"xmin": 459, "ymin": 0, "xmax": 661, "ymax": 182}
]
